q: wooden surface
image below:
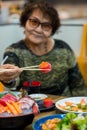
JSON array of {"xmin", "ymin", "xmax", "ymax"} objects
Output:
[{"xmin": 24, "ymin": 94, "xmax": 65, "ymax": 130}]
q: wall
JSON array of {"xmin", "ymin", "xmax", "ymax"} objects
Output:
[
  {"xmin": 0, "ymin": 18, "xmax": 87, "ymax": 64},
  {"xmin": 53, "ymin": 25, "xmax": 83, "ymax": 56},
  {"xmin": 0, "ymin": 24, "xmax": 24, "ymax": 63}
]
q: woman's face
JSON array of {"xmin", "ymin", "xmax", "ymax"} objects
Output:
[{"xmin": 25, "ymin": 8, "xmax": 52, "ymax": 44}]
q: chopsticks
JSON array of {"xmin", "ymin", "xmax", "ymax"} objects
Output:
[
  {"xmin": 0, "ymin": 68, "xmax": 50, "ymax": 72},
  {"xmin": 20, "ymin": 65, "xmax": 39, "ymax": 69},
  {"xmin": 0, "ymin": 65, "xmax": 40, "ymax": 72},
  {"xmin": 20, "ymin": 68, "xmax": 50, "ymax": 71},
  {"xmin": 20, "ymin": 65, "xmax": 50, "ymax": 71},
  {"xmin": 20, "ymin": 65, "xmax": 40, "ymax": 71},
  {"xmin": 0, "ymin": 69, "xmax": 13, "ymax": 72},
  {"xmin": 1, "ymin": 56, "xmax": 8, "ymax": 65},
  {"xmin": 0, "ymin": 65, "xmax": 50, "ymax": 72}
]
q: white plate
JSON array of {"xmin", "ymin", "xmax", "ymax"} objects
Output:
[
  {"xmin": 29, "ymin": 94, "xmax": 48, "ymax": 101},
  {"xmin": 55, "ymin": 97, "xmax": 87, "ymax": 114}
]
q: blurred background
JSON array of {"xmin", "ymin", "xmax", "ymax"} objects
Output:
[
  {"xmin": 0, "ymin": 0, "xmax": 87, "ymax": 56},
  {"xmin": 0, "ymin": 0, "xmax": 87, "ymax": 60},
  {"xmin": 0, "ymin": 0, "xmax": 87, "ymax": 22}
]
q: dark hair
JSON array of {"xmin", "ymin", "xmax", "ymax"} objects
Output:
[{"xmin": 20, "ymin": 0, "xmax": 60, "ymax": 35}]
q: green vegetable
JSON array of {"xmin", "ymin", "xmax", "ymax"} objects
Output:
[
  {"xmin": 72, "ymin": 119, "xmax": 87, "ymax": 130},
  {"xmin": 62, "ymin": 124, "xmax": 70, "ymax": 130},
  {"xmin": 56, "ymin": 122, "xmax": 62, "ymax": 130},
  {"xmin": 56, "ymin": 113, "xmax": 87, "ymax": 130},
  {"xmin": 0, "ymin": 93, "xmax": 5, "ymax": 98},
  {"xmin": 62, "ymin": 112, "xmax": 76, "ymax": 125}
]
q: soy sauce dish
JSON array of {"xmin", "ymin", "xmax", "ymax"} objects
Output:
[{"xmin": 29, "ymin": 94, "xmax": 48, "ymax": 101}]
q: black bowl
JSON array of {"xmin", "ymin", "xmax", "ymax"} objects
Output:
[{"xmin": 0, "ymin": 111, "xmax": 34, "ymax": 129}]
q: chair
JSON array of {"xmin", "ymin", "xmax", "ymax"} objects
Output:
[{"xmin": 77, "ymin": 23, "xmax": 87, "ymax": 86}]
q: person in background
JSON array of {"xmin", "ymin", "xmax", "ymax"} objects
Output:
[{"xmin": 2, "ymin": 0, "xmax": 87, "ymax": 96}]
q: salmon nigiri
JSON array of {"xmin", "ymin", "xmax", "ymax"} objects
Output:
[{"xmin": 39, "ymin": 61, "xmax": 52, "ymax": 73}]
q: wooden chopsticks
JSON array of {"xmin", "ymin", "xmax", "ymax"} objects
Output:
[
  {"xmin": 21, "ymin": 68, "xmax": 49, "ymax": 71},
  {"xmin": 0, "ymin": 65, "xmax": 50, "ymax": 72},
  {"xmin": 20, "ymin": 65, "xmax": 50, "ymax": 71},
  {"xmin": 20, "ymin": 65, "xmax": 39, "ymax": 69},
  {"xmin": 0, "ymin": 69, "xmax": 13, "ymax": 72},
  {"xmin": 0, "ymin": 68, "xmax": 50, "ymax": 72},
  {"xmin": 20, "ymin": 65, "xmax": 40, "ymax": 71},
  {"xmin": 0, "ymin": 65, "xmax": 39, "ymax": 72}
]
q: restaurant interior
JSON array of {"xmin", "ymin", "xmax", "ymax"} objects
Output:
[{"xmin": 0, "ymin": 0, "xmax": 87, "ymax": 130}]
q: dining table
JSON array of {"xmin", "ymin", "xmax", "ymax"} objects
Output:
[{"xmin": 24, "ymin": 94, "xmax": 65, "ymax": 130}]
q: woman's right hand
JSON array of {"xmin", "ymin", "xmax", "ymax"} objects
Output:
[{"xmin": 0, "ymin": 64, "xmax": 22, "ymax": 83}]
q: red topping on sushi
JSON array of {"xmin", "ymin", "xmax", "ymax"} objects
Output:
[
  {"xmin": 39, "ymin": 62, "xmax": 52, "ymax": 73},
  {"xmin": 43, "ymin": 98, "xmax": 53, "ymax": 108}
]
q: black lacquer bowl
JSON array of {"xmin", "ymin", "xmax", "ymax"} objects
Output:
[{"xmin": 0, "ymin": 110, "xmax": 34, "ymax": 129}]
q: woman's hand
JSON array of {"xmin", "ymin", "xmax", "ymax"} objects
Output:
[{"xmin": 0, "ymin": 64, "xmax": 22, "ymax": 83}]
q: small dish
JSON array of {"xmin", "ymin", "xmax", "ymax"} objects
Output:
[
  {"xmin": 39, "ymin": 102, "xmax": 55, "ymax": 112},
  {"xmin": 29, "ymin": 94, "xmax": 48, "ymax": 101}
]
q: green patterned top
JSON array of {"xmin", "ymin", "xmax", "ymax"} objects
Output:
[{"xmin": 3, "ymin": 39, "xmax": 87, "ymax": 96}]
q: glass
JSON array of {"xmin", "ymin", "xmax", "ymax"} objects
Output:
[
  {"xmin": 28, "ymin": 18, "xmax": 52, "ymax": 31},
  {"xmin": 23, "ymin": 81, "xmax": 41, "ymax": 94}
]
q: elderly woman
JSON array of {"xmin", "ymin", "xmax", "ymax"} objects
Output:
[{"xmin": 2, "ymin": 0, "xmax": 87, "ymax": 96}]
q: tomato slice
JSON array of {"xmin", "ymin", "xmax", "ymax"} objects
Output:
[
  {"xmin": 43, "ymin": 98, "xmax": 53, "ymax": 107},
  {"xmin": 0, "ymin": 98, "xmax": 7, "ymax": 106}
]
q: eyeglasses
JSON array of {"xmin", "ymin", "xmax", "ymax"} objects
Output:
[{"xmin": 28, "ymin": 18, "xmax": 52, "ymax": 31}]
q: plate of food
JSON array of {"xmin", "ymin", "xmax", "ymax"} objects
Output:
[
  {"xmin": 29, "ymin": 94, "xmax": 48, "ymax": 101},
  {"xmin": 0, "ymin": 92, "xmax": 39, "ymax": 128},
  {"xmin": 29, "ymin": 95, "xmax": 55, "ymax": 112},
  {"xmin": 32, "ymin": 114, "xmax": 65, "ymax": 130},
  {"xmin": 38, "ymin": 98, "xmax": 55, "ymax": 112},
  {"xmin": 32, "ymin": 112, "xmax": 87, "ymax": 130},
  {"xmin": 55, "ymin": 97, "xmax": 87, "ymax": 114}
]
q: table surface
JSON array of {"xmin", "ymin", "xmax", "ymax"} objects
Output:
[{"xmin": 24, "ymin": 94, "xmax": 64, "ymax": 130}]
